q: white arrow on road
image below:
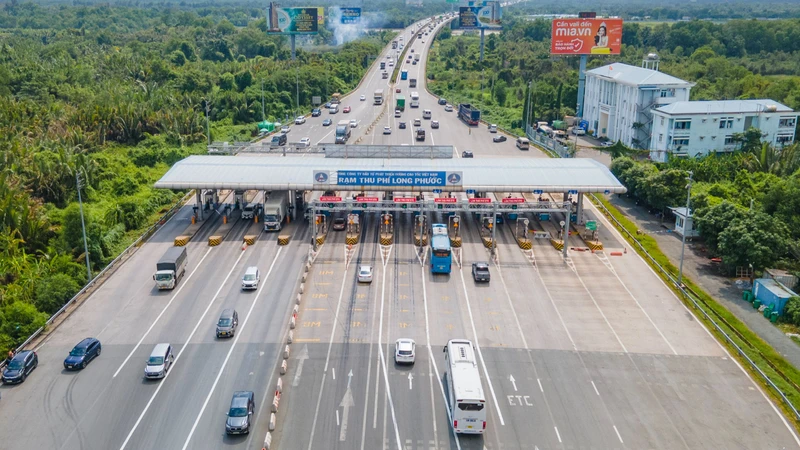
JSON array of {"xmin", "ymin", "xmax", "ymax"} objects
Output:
[
  {"xmin": 339, "ymin": 370, "xmax": 355, "ymax": 441},
  {"xmin": 509, "ymin": 374, "xmax": 517, "ymax": 392},
  {"xmin": 408, "ymin": 373, "xmax": 414, "ymax": 390},
  {"xmin": 292, "ymin": 345, "xmax": 309, "ymax": 387}
]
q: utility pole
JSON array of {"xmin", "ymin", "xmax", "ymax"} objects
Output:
[
  {"xmin": 261, "ymin": 80, "xmax": 266, "ymax": 121},
  {"xmin": 678, "ymin": 171, "xmax": 693, "ymax": 287},
  {"xmin": 204, "ymin": 98, "xmax": 211, "ymax": 145},
  {"xmin": 76, "ymin": 171, "xmax": 92, "ymax": 283}
]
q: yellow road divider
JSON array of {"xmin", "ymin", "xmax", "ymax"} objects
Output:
[
  {"xmin": 586, "ymin": 240, "xmax": 604, "ymax": 251},
  {"xmin": 174, "ymin": 235, "xmax": 190, "ymax": 246},
  {"xmin": 346, "ymin": 234, "xmax": 359, "ymax": 245},
  {"xmin": 516, "ymin": 238, "xmax": 532, "ymax": 250},
  {"xmin": 450, "ymin": 236, "xmax": 462, "ymax": 247},
  {"xmin": 208, "ymin": 235, "xmax": 222, "ymax": 246},
  {"xmin": 243, "ymin": 235, "xmax": 257, "ymax": 245},
  {"xmin": 380, "ymin": 234, "xmax": 393, "ymax": 245},
  {"xmin": 277, "ymin": 235, "xmax": 290, "ymax": 246},
  {"xmin": 481, "ymin": 236, "xmax": 494, "ymax": 249},
  {"xmin": 316, "ymin": 235, "xmax": 326, "ymax": 245},
  {"xmin": 550, "ymin": 239, "xmax": 564, "ymax": 251}
]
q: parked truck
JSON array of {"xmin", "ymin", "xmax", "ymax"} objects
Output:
[
  {"xmin": 396, "ymin": 95, "xmax": 406, "ymax": 112},
  {"xmin": 153, "ymin": 247, "xmax": 187, "ymax": 290},
  {"xmin": 335, "ymin": 119, "xmax": 351, "ymax": 144},
  {"xmin": 458, "ymin": 103, "xmax": 481, "ymax": 126},
  {"xmin": 263, "ymin": 191, "xmax": 289, "ymax": 231},
  {"xmin": 374, "ymin": 89, "xmax": 384, "ymax": 105},
  {"xmin": 409, "ymin": 78, "xmax": 417, "ymax": 88}
]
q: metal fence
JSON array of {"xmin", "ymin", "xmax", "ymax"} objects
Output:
[
  {"xmin": 591, "ymin": 195, "xmax": 800, "ymax": 423},
  {"xmin": 1, "ymin": 190, "xmax": 195, "ymax": 369},
  {"xmin": 525, "ymin": 124, "xmax": 575, "ymax": 158},
  {"xmin": 323, "ymin": 145, "xmax": 453, "ymax": 159}
]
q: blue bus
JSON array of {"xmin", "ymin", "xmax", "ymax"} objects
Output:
[{"xmin": 430, "ymin": 224, "xmax": 452, "ymax": 274}]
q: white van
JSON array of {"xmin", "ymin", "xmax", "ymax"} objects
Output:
[
  {"xmin": 144, "ymin": 343, "xmax": 173, "ymax": 379},
  {"xmin": 242, "ymin": 266, "xmax": 260, "ymax": 290},
  {"xmin": 241, "ymin": 203, "xmax": 256, "ymax": 220},
  {"xmin": 422, "ymin": 109, "xmax": 431, "ymax": 119},
  {"xmin": 329, "ymin": 105, "xmax": 339, "ymax": 114},
  {"xmin": 571, "ymin": 127, "xmax": 586, "ymax": 136},
  {"xmin": 488, "ymin": 124, "xmax": 498, "ymax": 133},
  {"xmin": 516, "ymin": 137, "xmax": 530, "ymax": 150}
]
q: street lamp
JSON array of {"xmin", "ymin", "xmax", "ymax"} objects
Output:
[
  {"xmin": 76, "ymin": 171, "xmax": 92, "ymax": 283},
  {"xmin": 678, "ymin": 170, "xmax": 693, "ymax": 287}
]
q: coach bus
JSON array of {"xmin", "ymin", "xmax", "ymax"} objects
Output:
[
  {"xmin": 443, "ymin": 339, "xmax": 487, "ymax": 434},
  {"xmin": 430, "ymin": 223, "xmax": 452, "ymax": 274}
]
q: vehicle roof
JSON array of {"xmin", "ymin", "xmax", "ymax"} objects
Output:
[
  {"xmin": 151, "ymin": 343, "xmax": 170, "ymax": 355},
  {"xmin": 231, "ymin": 391, "xmax": 254, "ymax": 407},
  {"xmin": 359, "ymin": 265, "xmax": 372, "ymax": 272},
  {"xmin": 220, "ymin": 308, "xmax": 236, "ymax": 318},
  {"xmin": 75, "ymin": 337, "xmax": 98, "ymax": 348},
  {"xmin": 473, "ymin": 262, "xmax": 489, "ymax": 269},
  {"xmin": 13, "ymin": 350, "xmax": 33, "ymax": 360},
  {"xmin": 397, "ymin": 339, "xmax": 415, "ymax": 350}
]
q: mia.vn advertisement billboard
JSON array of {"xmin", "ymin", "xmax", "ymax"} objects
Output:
[
  {"xmin": 551, "ymin": 18, "xmax": 622, "ymax": 55},
  {"xmin": 268, "ymin": 3, "xmax": 319, "ymax": 34}
]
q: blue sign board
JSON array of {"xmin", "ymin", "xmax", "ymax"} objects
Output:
[
  {"xmin": 340, "ymin": 7, "xmax": 361, "ymax": 24},
  {"xmin": 568, "ymin": 190, "xmax": 578, "ymax": 195},
  {"xmin": 336, "ymin": 171, "xmax": 462, "ymax": 187},
  {"xmin": 466, "ymin": 189, "xmax": 475, "ymax": 194},
  {"xmin": 432, "ymin": 189, "xmax": 442, "ymax": 193},
  {"xmin": 533, "ymin": 189, "xmax": 543, "ymax": 195}
]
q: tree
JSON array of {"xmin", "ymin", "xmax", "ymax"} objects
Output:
[
  {"xmin": 643, "ymin": 169, "xmax": 690, "ymax": 212},
  {"xmin": 717, "ymin": 211, "xmax": 790, "ymax": 271},
  {"xmin": 34, "ymin": 273, "xmax": 80, "ymax": 315},
  {"xmin": 693, "ymin": 201, "xmax": 746, "ymax": 253},
  {"xmin": 0, "ymin": 302, "xmax": 48, "ymax": 348},
  {"xmin": 782, "ymin": 296, "xmax": 800, "ymax": 327},
  {"xmin": 732, "ymin": 127, "xmax": 765, "ymax": 154}
]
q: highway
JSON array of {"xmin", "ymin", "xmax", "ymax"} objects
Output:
[{"xmin": 0, "ymin": 14, "xmax": 798, "ymax": 450}]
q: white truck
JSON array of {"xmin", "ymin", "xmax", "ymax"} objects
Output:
[
  {"xmin": 374, "ymin": 89, "xmax": 384, "ymax": 105},
  {"xmin": 414, "ymin": 53, "xmax": 420, "ymax": 62},
  {"xmin": 263, "ymin": 191, "xmax": 289, "ymax": 231},
  {"xmin": 153, "ymin": 247, "xmax": 187, "ymax": 290},
  {"xmin": 410, "ymin": 92, "xmax": 420, "ymax": 108}
]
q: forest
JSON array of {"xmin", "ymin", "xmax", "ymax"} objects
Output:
[{"xmin": 0, "ymin": 2, "xmax": 419, "ymax": 352}]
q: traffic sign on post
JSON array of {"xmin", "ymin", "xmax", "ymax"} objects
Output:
[{"xmin": 586, "ymin": 220, "xmax": 597, "ymax": 231}]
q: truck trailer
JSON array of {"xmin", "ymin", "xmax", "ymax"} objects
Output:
[
  {"xmin": 153, "ymin": 247, "xmax": 187, "ymax": 290},
  {"xmin": 396, "ymin": 95, "xmax": 406, "ymax": 112},
  {"xmin": 458, "ymin": 103, "xmax": 481, "ymax": 126},
  {"xmin": 374, "ymin": 89, "xmax": 384, "ymax": 105},
  {"xmin": 263, "ymin": 191, "xmax": 289, "ymax": 231},
  {"xmin": 335, "ymin": 119, "xmax": 351, "ymax": 144}
]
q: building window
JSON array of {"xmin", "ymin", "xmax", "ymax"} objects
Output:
[
  {"xmin": 777, "ymin": 134, "xmax": 794, "ymax": 145},
  {"xmin": 676, "ymin": 217, "xmax": 684, "ymax": 228},
  {"xmin": 660, "ymin": 89, "xmax": 675, "ymax": 98},
  {"xmin": 719, "ymin": 117, "xmax": 734, "ymax": 129},
  {"xmin": 779, "ymin": 117, "xmax": 797, "ymax": 128},
  {"xmin": 724, "ymin": 135, "xmax": 735, "ymax": 146},
  {"xmin": 673, "ymin": 138, "xmax": 689, "ymax": 147},
  {"xmin": 661, "ymin": 117, "xmax": 665, "ymax": 126},
  {"xmin": 659, "ymin": 134, "xmax": 663, "ymax": 143},
  {"xmin": 674, "ymin": 120, "xmax": 691, "ymax": 130}
]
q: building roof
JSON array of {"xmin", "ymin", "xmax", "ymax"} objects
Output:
[
  {"xmin": 654, "ymin": 99, "xmax": 794, "ymax": 116},
  {"xmin": 154, "ymin": 155, "xmax": 627, "ymax": 193},
  {"xmin": 586, "ymin": 63, "xmax": 693, "ymax": 88},
  {"xmin": 669, "ymin": 207, "xmax": 692, "ymax": 218}
]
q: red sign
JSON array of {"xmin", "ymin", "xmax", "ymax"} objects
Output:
[
  {"xmin": 551, "ymin": 18, "xmax": 622, "ymax": 55},
  {"xmin": 356, "ymin": 197, "xmax": 380, "ymax": 202},
  {"xmin": 434, "ymin": 197, "xmax": 457, "ymax": 203},
  {"xmin": 320, "ymin": 196, "xmax": 341, "ymax": 202},
  {"xmin": 468, "ymin": 198, "xmax": 492, "ymax": 204},
  {"xmin": 501, "ymin": 197, "xmax": 525, "ymax": 203},
  {"xmin": 394, "ymin": 197, "xmax": 417, "ymax": 203}
]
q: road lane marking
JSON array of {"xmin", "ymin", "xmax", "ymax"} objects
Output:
[
  {"xmin": 377, "ymin": 245, "xmax": 403, "ymax": 450},
  {"xmin": 613, "ymin": 425, "xmax": 624, "ymax": 443},
  {"xmin": 112, "ymin": 247, "xmax": 213, "ymax": 378},
  {"xmin": 537, "ymin": 378, "xmax": 543, "ymax": 393},
  {"xmin": 180, "ymin": 248, "xmax": 283, "ymax": 450},
  {"xmin": 119, "ymin": 246, "xmax": 247, "ymax": 449},
  {"xmin": 554, "ymin": 426, "xmax": 562, "ymax": 443},
  {"xmin": 458, "ymin": 269, "xmax": 505, "ymax": 426},
  {"xmin": 332, "ymin": 367, "xmax": 336, "ymax": 380},
  {"xmin": 591, "ymin": 380, "xmax": 600, "ymax": 396},
  {"xmin": 361, "ymin": 246, "xmax": 384, "ymax": 450},
  {"xmin": 294, "ymin": 338, "xmax": 321, "ymax": 342},
  {"xmin": 569, "ymin": 262, "xmax": 628, "ymax": 352}
]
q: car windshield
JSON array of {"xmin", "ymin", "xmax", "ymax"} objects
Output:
[
  {"xmin": 265, "ymin": 214, "xmax": 278, "ymax": 222},
  {"xmin": 243, "ymin": 274, "xmax": 256, "ymax": 281},
  {"xmin": 7, "ymin": 359, "xmax": 24, "ymax": 370},
  {"xmin": 335, "ymin": 219, "xmax": 345, "ymax": 224},
  {"xmin": 229, "ymin": 407, "xmax": 248, "ymax": 417},
  {"xmin": 218, "ymin": 318, "xmax": 232, "ymax": 327},
  {"xmin": 148, "ymin": 356, "xmax": 164, "ymax": 365},
  {"xmin": 154, "ymin": 273, "xmax": 173, "ymax": 281},
  {"xmin": 70, "ymin": 348, "xmax": 87, "ymax": 356}
]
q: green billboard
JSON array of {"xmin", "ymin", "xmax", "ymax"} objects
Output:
[{"xmin": 268, "ymin": 3, "xmax": 319, "ymax": 35}]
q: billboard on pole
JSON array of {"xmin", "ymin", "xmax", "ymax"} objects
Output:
[
  {"xmin": 340, "ymin": 7, "xmax": 361, "ymax": 24},
  {"xmin": 459, "ymin": 2, "xmax": 501, "ymax": 29},
  {"xmin": 551, "ymin": 18, "xmax": 622, "ymax": 55},
  {"xmin": 268, "ymin": 3, "xmax": 319, "ymax": 34}
]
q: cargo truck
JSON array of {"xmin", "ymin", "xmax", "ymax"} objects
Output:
[
  {"xmin": 153, "ymin": 247, "xmax": 187, "ymax": 290},
  {"xmin": 458, "ymin": 103, "xmax": 481, "ymax": 126},
  {"xmin": 396, "ymin": 95, "xmax": 406, "ymax": 112},
  {"xmin": 263, "ymin": 191, "xmax": 289, "ymax": 231},
  {"xmin": 335, "ymin": 119, "xmax": 351, "ymax": 144},
  {"xmin": 401, "ymin": 70, "xmax": 408, "ymax": 81},
  {"xmin": 374, "ymin": 89, "xmax": 384, "ymax": 105},
  {"xmin": 409, "ymin": 78, "xmax": 417, "ymax": 88},
  {"xmin": 414, "ymin": 54, "xmax": 420, "ymax": 62},
  {"xmin": 392, "ymin": 40, "xmax": 398, "ymax": 49}
]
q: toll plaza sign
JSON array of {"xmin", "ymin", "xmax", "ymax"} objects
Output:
[{"xmin": 315, "ymin": 170, "xmax": 463, "ymax": 187}]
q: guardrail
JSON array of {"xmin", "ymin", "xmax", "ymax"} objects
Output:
[
  {"xmin": 1, "ymin": 190, "xmax": 195, "ymax": 369},
  {"xmin": 589, "ymin": 195, "xmax": 800, "ymax": 423}
]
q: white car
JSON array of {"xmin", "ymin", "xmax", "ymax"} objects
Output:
[
  {"xmin": 601, "ymin": 141, "xmax": 614, "ymax": 147},
  {"xmin": 299, "ymin": 137, "xmax": 311, "ymax": 147},
  {"xmin": 349, "ymin": 119, "xmax": 358, "ymax": 128},
  {"xmin": 395, "ymin": 338, "xmax": 416, "ymax": 365},
  {"xmin": 383, "ymin": 126, "xmax": 392, "ymax": 134},
  {"xmin": 413, "ymin": 118, "xmax": 421, "ymax": 126},
  {"xmin": 389, "ymin": 61, "xmax": 394, "ymax": 66},
  {"xmin": 281, "ymin": 125, "xmax": 290, "ymax": 134},
  {"xmin": 360, "ymin": 94, "xmax": 366, "ymax": 101},
  {"xmin": 357, "ymin": 265, "xmax": 373, "ymax": 283},
  {"xmin": 395, "ymin": 109, "xmax": 401, "ymax": 118},
  {"xmin": 294, "ymin": 116, "xmax": 306, "ymax": 125},
  {"xmin": 444, "ymin": 104, "xmax": 453, "ymax": 112}
]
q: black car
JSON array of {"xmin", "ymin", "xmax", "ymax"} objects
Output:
[
  {"xmin": 2, "ymin": 350, "xmax": 38, "ymax": 384},
  {"xmin": 472, "ymin": 262, "xmax": 491, "ymax": 282},
  {"xmin": 226, "ymin": 391, "xmax": 255, "ymax": 435},
  {"xmin": 64, "ymin": 338, "xmax": 102, "ymax": 370},
  {"xmin": 462, "ymin": 151, "xmax": 474, "ymax": 158},
  {"xmin": 399, "ymin": 122, "xmax": 406, "ymax": 129},
  {"xmin": 332, "ymin": 217, "xmax": 346, "ymax": 231},
  {"xmin": 323, "ymin": 118, "xmax": 332, "ymax": 126},
  {"xmin": 311, "ymin": 108, "xmax": 321, "ymax": 117},
  {"xmin": 438, "ymin": 98, "xmax": 447, "ymax": 105},
  {"xmin": 493, "ymin": 135, "xmax": 507, "ymax": 143}
]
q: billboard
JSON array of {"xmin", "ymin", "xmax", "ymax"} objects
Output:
[
  {"xmin": 459, "ymin": 2, "xmax": 501, "ymax": 29},
  {"xmin": 551, "ymin": 18, "xmax": 622, "ymax": 55},
  {"xmin": 268, "ymin": 3, "xmax": 319, "ymax": 34},
  {"xmin": 340, "ymin": 7, "xmax": 361, "ymax": 24},
  {"xmin": 314, "ymin": 170, "xmax": 463, "ymax": 187},
  {"xmin": 317, "ymin": 7, "xmax": 325, "ymax": 25}
]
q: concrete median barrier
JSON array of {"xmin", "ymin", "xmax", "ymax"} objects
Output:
[
  {"xmin": 174, "ymin": 235, "xmax": 190, "ymax": 246},
  {"xmin": 243, "ymin": 235, "xmax": 257, "ymax": 245},
  {"xmin": 278, "ymin": 234, "xmax": 290, "ymax": 245},
  {"xmin": 208, "ymin": 235, "xmax": 222, "ymax": 246}
]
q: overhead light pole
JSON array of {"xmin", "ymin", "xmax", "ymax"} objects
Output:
[{"xmin": 678, "ymin": 170, "xmax": 693, "ymax": 287}]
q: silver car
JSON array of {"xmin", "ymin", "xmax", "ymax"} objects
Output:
[
  {"xmin": 395, "ymin": 338, "xmax": 416, "ymax": 364},
  {"xmin": 357, "ymin": 265, "xmax": 373, "ymax": 283}
]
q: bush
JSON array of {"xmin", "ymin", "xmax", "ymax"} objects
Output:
[
  {"xmin": 782, "ymin": 296, "xmax": 800, "ymax": 327},
  {"xmin": 34, "ymin": 273, "xmax": 81, "ymax": 315},
  {"xmin": 0, "ymin": 302, "xmax": 49, "ymax": 346}
]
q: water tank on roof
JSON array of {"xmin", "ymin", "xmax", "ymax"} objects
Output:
[
  {"xmin": 646, "ymin": 53, "xmax": 660, "ymax": 60},
  {"xmin": 765, "ymin": 105, "xmax": 778, "ymax": 112}
]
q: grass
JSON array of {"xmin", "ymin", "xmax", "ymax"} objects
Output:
[{"xmin": 590, "ymin": 193, "xmax": 800, "ymax": 429}]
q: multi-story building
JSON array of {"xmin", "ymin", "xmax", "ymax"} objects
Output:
[
  {"xmin": 649, "ymin": 100, "xmax": 798, "ymax": 162},
  {"xmin": 582, "ymin": 62, "xmax": 694, "ymax": 149}
]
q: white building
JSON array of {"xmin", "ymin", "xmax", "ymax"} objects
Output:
[
  {"xmin": 669, "ymin": 207, "xmax": 698, "ymax": 238},
  {"xmin": 649, "ymin": 100, "xmax": 798, "ymax": 162},
  {"xmin": 582, "ymin": 63, "xmax": 694, "ymax": 149}
]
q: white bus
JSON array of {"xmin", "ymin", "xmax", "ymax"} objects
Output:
[{"xmin": 443, "ymin": 339, "xmax": 487, "ymax": 434}]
